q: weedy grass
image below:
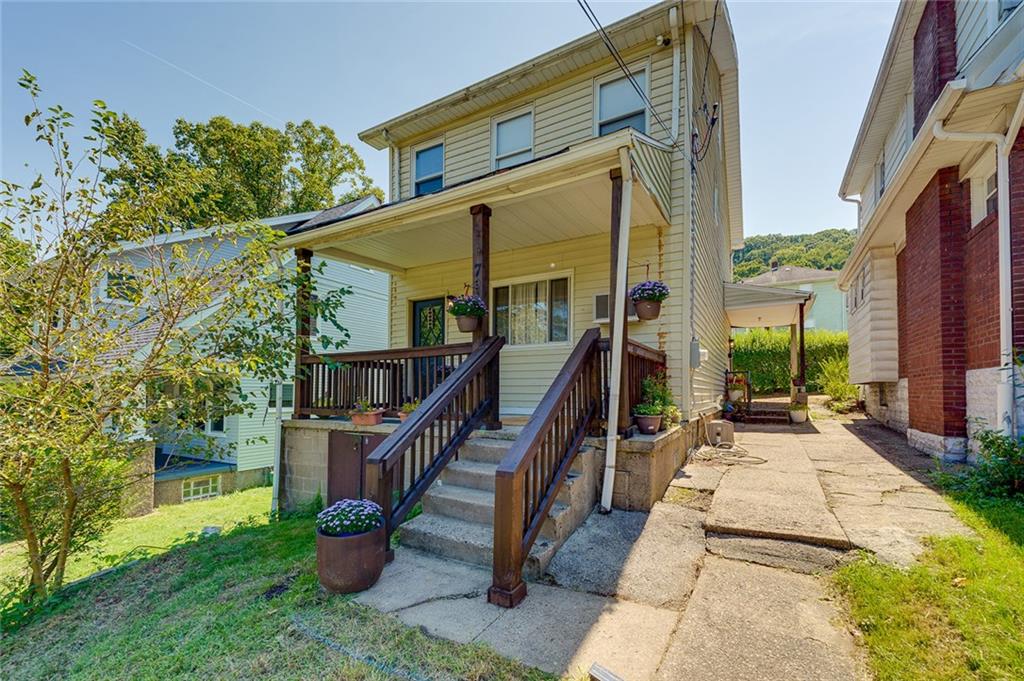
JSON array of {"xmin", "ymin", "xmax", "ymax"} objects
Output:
[
  {"xmin": 1, "ymin": 486, "xmax": 273, "ymax": 585},
  {"xmin": 835, "ymin": 497, "xmax": 1024, "ymax": 681},
  {"xmin": 2, "ymin": 512, "xmax": 553, "ymax": 680}
]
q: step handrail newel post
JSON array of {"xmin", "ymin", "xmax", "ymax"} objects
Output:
[{"xmin": 489, "ymin": 468, "xmax": 527, "ymax": 607}]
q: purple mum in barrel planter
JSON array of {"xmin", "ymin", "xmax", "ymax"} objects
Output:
[
  {"xmin": 628, "ymin": 280, "xmax": 670, "ymax": 302},
  {"xmin": 316, "ymin": 499, "xmax": 384, "ymax": 537}
]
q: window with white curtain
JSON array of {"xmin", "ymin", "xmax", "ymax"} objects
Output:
[{"xmin": 493, "ymin": 276, "xmax": 569, "ymax": 346}]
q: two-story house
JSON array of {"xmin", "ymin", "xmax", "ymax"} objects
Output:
[
  {"xmin": 275, "ymin": 0, "xmax": 798, "ymax": 607},
  {"xmin": 108, "ymin": 202, "xmax": 390, "ymax": 506},
  {"xmin": 838, "ymin": 0, "xmax": 1024, "ymax": 459}
]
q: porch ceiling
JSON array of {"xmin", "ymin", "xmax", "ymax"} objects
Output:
[
  {"xmin": 724, "ymin": 283, "xmax": 814, "ymax": 328},
  {"xmin": 281, "ymin": 130, "xmax": 671, "ymax": 272}
]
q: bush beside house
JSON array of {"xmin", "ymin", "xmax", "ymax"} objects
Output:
[{"xmin": 732, "ymin": 329, "xmax": 849, "ymax": 394}]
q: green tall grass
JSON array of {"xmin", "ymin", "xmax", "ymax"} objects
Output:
[{"xmin": 731, "ymin": 329, "xmax": 848, "ymax": 394}]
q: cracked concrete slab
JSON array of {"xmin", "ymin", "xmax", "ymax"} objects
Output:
[
  {"xmin": 654, "ymin": 556, "xmax": 865, "ymax": 681},
  {"xmin": 670, "ymin": 462, "xmax": 726, "ymax": 492},
  {"xmin": 706, "ymin": 533, "xmax": 853, "ymax": 574},
  {"xmin": 546, "ymin": 503, "xmax": 705, "ymax": 610},
  {"xmin": 352, "ymin": 549, "xmax": 491, "ymax": 614}
]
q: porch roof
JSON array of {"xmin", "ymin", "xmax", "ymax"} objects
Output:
[
  {"xmin": 724, "ymin": 282, "xmax": 814, "ymax": 328},
  {"xmin": 279, "ymin": 130, "xmax": 672, "ymax": 272}
]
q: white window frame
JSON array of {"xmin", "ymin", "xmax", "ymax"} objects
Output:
[
  {"xmin": 491, "ymin": 105, "xmax": 534, "ymax": 171},
  {"xmin": 593, "ymin": 60, "xmax": 651, "ymax": 138},
  {"xmin": 268, "ymin": 382, "xmax": 294, "ymax": 409},
  {"xmin": 206, "ymin": 413, "xmax": 226, "ymax": 436},
  {"xmin": 412, "ymin": 137, "xmax": 444, "ymax": 197},
  {"xmin": 966, "ymin": 150, "xmax": 997, "ymax": 227},
  {"xmin": 182, "ymin": 475, "xmax": 221, "ymax": 502},
  {"xmin": 490, "ymin": 270, "xmax": 574, "ymax": 350}
]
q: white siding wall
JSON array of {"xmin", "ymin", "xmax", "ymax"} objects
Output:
[
  {"xmin": 847, "ymin": 248, "xmax": 899, "ymax": 384},
  {"xmin": 956, "ymin": 0, "xmax": 995, "ymax": 69}
]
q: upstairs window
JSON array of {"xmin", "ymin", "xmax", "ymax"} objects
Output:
[
  {"xmin": 985, "ymin": 172, "xmax": 998, "ymax": 215},
  {"xmin": 968, "ymin": 153, "xmax": 998, "ymax": 226},
  {"xmin": 414, "ymin": 143, "xmax": 444, "ymax": 196},
  {"xmin": 596, "ymin": 69, "xmax": 647, "ymax": 136},
  {"xmin": 493, "ymin": 110, "xmax": 533, "ymax": 169}
]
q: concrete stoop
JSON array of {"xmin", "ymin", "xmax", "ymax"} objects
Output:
[{"xmin": 399, "ymin": 435, "xmax": 600, "ymax": 578}]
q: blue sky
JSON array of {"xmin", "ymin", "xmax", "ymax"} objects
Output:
[{"xmin": 1, "ymin": 1, "xmax": 898, "ymax": 236}]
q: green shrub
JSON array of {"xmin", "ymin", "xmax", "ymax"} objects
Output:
[
  {"xmin": 731, "ymin": 328, "xmax": 848, "ymax": 394},
  {"xmin": 820, "ymin": 355, "xmax": 858, "ymax": 403},
  {"xmin": 937, "ymin": 429, "xmax": 1024, "ymax": 500}
]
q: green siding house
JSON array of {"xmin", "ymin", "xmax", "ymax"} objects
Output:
[{"xmin": 743, "ymin": 264, "xmax": 846, "ymax": 331}]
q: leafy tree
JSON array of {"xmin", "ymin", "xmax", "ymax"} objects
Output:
[
  {"xmin": 104, "ymin": 115, "xmax": 383, "ymax": 224},
  {"xmin": 0, "ymin": 73, "xmax": 348, "ymax": 609},
  {"xmin": 732, "ymin": 228, "xmax": 856, "ymax": 281}
]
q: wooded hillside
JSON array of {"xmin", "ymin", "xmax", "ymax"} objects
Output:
[{"xmin": 732, "ymin": 228, "xmax": 857, "ymax": 281}]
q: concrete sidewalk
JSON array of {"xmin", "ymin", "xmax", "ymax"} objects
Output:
[{"xmin": 347, "ymin": 415, "xmax": 967, "ymax": 680}]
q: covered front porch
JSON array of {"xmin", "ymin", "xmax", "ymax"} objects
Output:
[{"xmin": 278, "ymin": 129, "xmax": 682, "ymax": 609}]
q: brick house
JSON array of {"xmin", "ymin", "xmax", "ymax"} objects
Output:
[{"xmin": 838, "ymin": 0, "xmax": 1024, "ymax": 459}]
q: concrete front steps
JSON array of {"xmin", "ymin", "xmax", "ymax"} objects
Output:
[
  {"xmin": 746, "ymin": 402, "xmax": 791, "ymax": 425},
  {"xmin": 399, "ymin": 434, "xmax": 601, "ymax": 579}
]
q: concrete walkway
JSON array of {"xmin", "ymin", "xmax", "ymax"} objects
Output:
[{"xmin": 346, "ymin": 416, "xmax": 968, "ymax": 680}]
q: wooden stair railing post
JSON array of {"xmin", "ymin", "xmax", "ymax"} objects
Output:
[
  {"xmin": 364, "ymin": 458, "xmax": 395, "ymax": 562},
  {"xmin": 293, "ymin": 248, "xmax": 313, "ymax": 419},
  {"xmin": 489, "ymin": 468, "xmax": 526, "ymax": 607}
]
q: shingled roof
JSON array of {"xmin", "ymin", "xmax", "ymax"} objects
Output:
[{"xmin": 743, "ymin": 265, "xmax": 837, "ymax": 286}]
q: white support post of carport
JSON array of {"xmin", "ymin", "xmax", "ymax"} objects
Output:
[{"xmin": 601, "ymin": 147, "xmax": 634, "ymax": 513}]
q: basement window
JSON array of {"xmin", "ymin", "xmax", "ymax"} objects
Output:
[{"xmin": 182, "ymin": 475, "xmax": 221, "ymax": 502}]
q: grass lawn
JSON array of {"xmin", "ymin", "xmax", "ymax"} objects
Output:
[
  {"xmin": 835, "ymin": 497, "xmax": 1024, "ymax": 680},
  {"xmin": 1, "ymin": 486, "xmax": 273, "ymax": 586},
  {"xmin": 2, "ymin": 510, "xmax": 552, "ymax": 680}
]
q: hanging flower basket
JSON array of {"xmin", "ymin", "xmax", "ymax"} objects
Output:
[
  {"xmin": 629, "ymin": 281, "xmax": 670, "ymax": 321},
  {"xmin": 315, "ymin": 499, "xmax": 386, "ymax": 594},
  {"xmin": 448, "ymin": 294, "xmax": 487, "ymax": 333}
]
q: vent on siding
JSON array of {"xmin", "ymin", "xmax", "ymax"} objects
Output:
[{"xmin": 593, "ymin": 293, "xmax": 638, "ymax": 324}]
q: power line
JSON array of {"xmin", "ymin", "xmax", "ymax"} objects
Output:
[{"xmin": 575, "ymin": 0, "xmax": 691, "ymax": 161}]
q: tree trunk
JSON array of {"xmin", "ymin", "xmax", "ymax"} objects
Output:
[
  {"xmin": 9, "ymin": 483, "xmax": 47, "ymax": 600},
  {"xmin": 52, "ymin": 457, "xmax": 78, "ymax": 589}
]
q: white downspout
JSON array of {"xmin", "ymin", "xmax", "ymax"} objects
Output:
[
  {"xmin": 669, "ymin": 5, "xmax": 681, "ymax": 142},
  {"xmin": 840, "ymin": 195, "xmax": 863, "ymax": 233},
  {"xmin": 601, "ymin": 147, "xmax": 634, "ymax": 513},
  {"xmin": 270, "ymin": 253, "xmax": 286, "ymax": 513},
  {"xmin": 933, "ymin": 88, "xmax": 1024, "ymax": 435}
]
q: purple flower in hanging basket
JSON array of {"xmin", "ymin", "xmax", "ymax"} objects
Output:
[
  {"xmin": 448, "ymin": 294, "xmax": 487, "ymax": 318},
  {"xmin": 629, "ymin": 280, "xmax": 670, "ymax": 302}
]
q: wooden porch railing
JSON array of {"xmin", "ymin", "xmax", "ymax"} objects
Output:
[
  {"xmin": 295, "ymin": 343, "xmax": 475, "ymax": 417},
  {"xmin": 489, "ymin": 328, "xmax": 603, "ymax": 607},
  {"xmin": 365, "ymin": 335, "xmax": 504, "ymax": 556},
  {"xmin": 596, "ymin": 337, "xmax": 668, "ymax": 430}
]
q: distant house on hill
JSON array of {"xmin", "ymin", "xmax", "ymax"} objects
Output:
[{"xmin": 743, "ymin": 263, "xmax": 846, "ymax": 331}]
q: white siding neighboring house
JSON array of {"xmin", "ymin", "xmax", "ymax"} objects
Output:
[{"xmin": 108, "ymin": 198, "xmax": 388, "ymax": 505}]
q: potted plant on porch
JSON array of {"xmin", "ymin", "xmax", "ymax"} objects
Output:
[
  {"xmin": 350, "ymin": 399, "xmax": 384, "ymax": 426},
  {"xmin": 315, "ymin": 499, "xmax": 386, "ymax": 594},
  {"xmin": 628, "ymin": 280, "xmax": 670, "ymax": 321},
  {"xmin": 727, "ymin": 378, "xmax": 746, "ymax": 403},
  {"xmin": 633, "ymin": 402, "xmax": 664, "ymax": 434},
  {"xmin": 448, "ymin": 294, "xmax": 487, "ymax": 333},
  {"xmin": 398, "ymin": 398, "xmax": 420, "ymax": 422},
  {"xmin": 788, "ymin": 402, "xmax": 809, "ymax": 424}
]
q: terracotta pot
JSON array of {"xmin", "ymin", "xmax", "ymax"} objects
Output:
[
  {"xmin": 789, "ymin": 410, "xmax": 808, "ymax": 424},
  {"xmin": 633, "ymin": 299, "xmax": 662, "ymax": 321},
  {"xmin": 316, "ymin": 525, "xmax": 386, "ymax": 594},
  {"xmin": 350, "ymin": 410, "xmax": 383, "ymax": 426},
  {"xmin": 728, "ymin": 389, "xmax": 745, "ymax": 402},
  {"xmin": 398, "ymin": 412, "xmax": 410, "ymax": 422},
  {"xmin": 634, "ymin": 414, "xmax": 662, "ymax": 435},
  {"xmin": 456, "ymin": 315, "xmax": 481, "ymax": 333}
]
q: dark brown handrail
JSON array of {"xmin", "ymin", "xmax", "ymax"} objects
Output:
[
  {"xmin": 365, "ymin": 335, "xmax": 504, "ymax": 556},
  {"xmin": 596, "ymin": 338, "xmax": 667, "ymax": 429},
  {"xmin": 489, "ymin": 328, "xmax": 602, "ymax": 607},
  {"xmin": 294, "ymin": 343, "xmax": 475, "ymax": 418}
]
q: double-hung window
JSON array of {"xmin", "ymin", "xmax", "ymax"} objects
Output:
[
  {"xmin": 968, "ymin": 153, "xmax": 998, "ymax": 227},
  {"xmin": 493, "ymin": 275, "xmax": 570, "ymax": 346},
  {"xmin": 596, "ymin": 69, "xmax": 647, "ymax": 136},
  {"xmin": 268, "ymin": 383, "xmax": 294, "ymax": 409},
  {"xmin": 493, "ymin": 110, "xmax": 533, "ymax": 169},
  {"xmin": 414, "ymin": 142, "xmax": 444, "ymax": 196}
]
